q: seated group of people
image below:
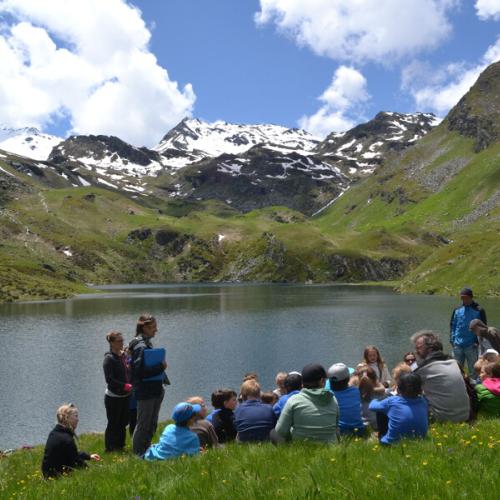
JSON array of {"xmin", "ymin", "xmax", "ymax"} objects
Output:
[{"xmin": 41, "ymin": 328, "xmax": 500, "ymax": 478}]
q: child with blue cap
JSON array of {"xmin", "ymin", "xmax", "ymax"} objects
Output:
[{"xmin": 144, "ymin": 402, "xmax": 202, "ymax": 461}]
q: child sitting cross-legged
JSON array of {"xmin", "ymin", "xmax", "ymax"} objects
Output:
[
  {"xmin": 326, "ymin": 363, "xmax": 366, "ymax": 437},
  {"xmin": 369, "ymin": 372, "xmax": 428, "ymax": 445},
  {"xmin": 144, "ymin": 402, "xmax": 202, "ymax": 461},
  {"xmin": 210, "ymin": 389, "xmax": 238, "ymax": 443},
  {"xmin": 475, "ymin": 361, "xmax": 500, "ymax": 417}
]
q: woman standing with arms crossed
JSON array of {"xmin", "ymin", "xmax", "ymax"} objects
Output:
[
  {"xmin": 129, "ymin": 314, "xmax": 167, "ymax": 456},
  {"xmin": 103, "ymin": 331, "xmax": 132, "ymax": 452}
]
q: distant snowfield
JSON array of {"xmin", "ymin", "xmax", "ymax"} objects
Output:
[
  {"xmin": 0, "ymin": 127, "xmax": 62, "ymax": 160},
  {"xmin": 154, "ymin": 118, "xmax": 320, "ymax": 166}
]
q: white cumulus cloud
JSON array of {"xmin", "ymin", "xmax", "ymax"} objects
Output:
[
  {"xmin": 475, "ymin": 0, "xmax": 500, "ymax": 20},
  {"xmin": 256, "ymin": 0, "xmax": 457, "ymax": 64},
  {"xmin": 299, "ymin": 66, "xmax": 370, "ymax": 137},
  {"xmin": 403, "ymin": 37, "xmax": 500, "ymax": 116},
  {"xmin": 0, "ymin": 0, "xmax": 195, "ymax": 146}
]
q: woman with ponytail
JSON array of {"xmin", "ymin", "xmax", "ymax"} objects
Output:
[
  {"xmin": 103, "ymin": 331, "xmax": 132, "ymax": 452},
  {"xmin": 41, "ymin": 404, "xmax": 100, "ymax": 479}
]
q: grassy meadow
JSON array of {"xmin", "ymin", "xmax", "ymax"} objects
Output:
[{"xmin": 1, "ymin": 418, "xmax": 499, "ymax": 499}]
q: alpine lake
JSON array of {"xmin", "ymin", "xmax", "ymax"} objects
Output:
[{"xmin": 1, "ymin": 283, "xmax": 499, "ymax": 449}]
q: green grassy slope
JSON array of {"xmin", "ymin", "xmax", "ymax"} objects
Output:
[
  {"xmin": 1, "ymin": 63, "xmax": 499, "ymax": 301},
  {"xmin": 0, "ymin": 420, "xmax": 498, "ymax": 499},
  {"xmin": 313, "ymin": 124, "xmax": 500, "ymax": 296}
]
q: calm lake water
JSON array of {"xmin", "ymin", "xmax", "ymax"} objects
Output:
[{"xmin": 0, "ymin": 283, "xmax": 498, "ymax": 449}]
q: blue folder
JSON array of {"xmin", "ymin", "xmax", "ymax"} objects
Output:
[{"xmin": 143, "ymin": 348, "xmax": 166, "ymax": 382}]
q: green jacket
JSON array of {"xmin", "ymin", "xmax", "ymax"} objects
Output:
[
  {"xmin": 275, "ymin": 388, "xmax": 339, "ymax": 443},
  {"xmin": 475, "ymin": 383, "xmax": 500, "ymax": 417}
]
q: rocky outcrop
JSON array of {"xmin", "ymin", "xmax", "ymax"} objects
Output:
[
  {"xmin": 166, "ymin": 146, "xmax": 349, "ymax": 215},
  {"xmin": 49, "ymin": 135, "xmax": 162, "ymax": 166},
  {"xmin": 325, "ymin": 254, "xmax": 410, "ymax": 281},
  {"xmin": 447, "ymin": 61, "xmax": 500, "ymax": 152},
  {"xmin": 315, "ymin": 112, "xmax": 437, "ymax": 177}
]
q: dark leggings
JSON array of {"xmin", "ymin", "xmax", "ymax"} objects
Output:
[
  {"xmin": 104, "ymin": 395, "xmax": 130, "ymax": 451},
  {"xmin": 129, "ymin": 409, "xmax": 137, "ymax": 437},
  {"xmin": 376, "ymin": 412, "xmax": 389, "ymax": 442}
]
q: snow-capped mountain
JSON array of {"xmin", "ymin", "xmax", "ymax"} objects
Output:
[
  {"xmin": 154, "ymin": 118, "xmax": 320, "ymax": 169},
  {"xmin": 0, "ymin": 112, "xmax": 438, "ymax": 214},
  {"xmin": 315, "ymin": 112, "xmax": 439, "ymax": 177},
  {"xmin": 48, "ymin": 135, "xmax": 167, "ymax": 193},
  {"xmin": 163, "ymin": 142, "xmax": 350, "ymax": 215},
  {"xmin": 0, "ymin": 126, "xmax": 63, "ymax": 161}
]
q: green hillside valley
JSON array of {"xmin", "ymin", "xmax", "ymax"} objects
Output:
[{"xmin": 1, "ymin": 62, "xmax": 499, "ymax": 302}]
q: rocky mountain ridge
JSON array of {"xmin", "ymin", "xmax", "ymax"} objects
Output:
[
  {"xmin": 0, "ymin": 61, "xmax": 499, "ymax": 302},
  {"xmin": 0, "ymin": 112, "xmax": 437, "ymax": 214}
]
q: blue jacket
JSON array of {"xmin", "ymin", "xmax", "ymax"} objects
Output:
[
  {"xmin": 450, "ymin": 301, "xmax": 486, "ymax": 347},
  {"xmin": 128, "ymin": 336, "xmax": 165, "ymax": 400},
  {"xmin": 369, "ymin": 396, "xmax": 428, "ymax": 445},
  {"xmin": 329, "ymin": 386, "xmax": 365, "ymax": 433},
  {"xmin": 273, "ymin": 390, "xmax": 300, "ymax": 417},
  {"xmin": 144, "ymin": 424, "xmax": 200, "ymax": 461},
  {"xmin": 234, "ymin": 400, "xmax": 276, "ymax": 442}
]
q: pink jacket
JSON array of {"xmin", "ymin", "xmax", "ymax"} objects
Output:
[{"xmin": 483, "ymin": 378, "xmax": 500, "ymax": 396}]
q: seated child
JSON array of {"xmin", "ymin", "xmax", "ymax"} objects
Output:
[
  {"xmin": 144, "ymin": 402, "xmax": 201, "ymax": 461},
  {"xmin": 482, "ymin": 349, "xmax": 499, "ymax": 363},
  {"xmin": 187, "ymin": 396, "xmax": 219, "ymax": 449},
  {"xmin": 273, "ymin": 372, "xmax": 302, "ymax": 417},
  {"xmin": 261, "ymin": 391, "xmax": 278, "ymax": 405},
  {"xmin": 369, "ymin": 372, "xmax": 428, "ymax": 445},
  {"xmin": 210, "ymin": 389, "xmax": 238, "ymax": 443},
  {"xmin": 387, "ymin": 362, "xmax": 412, "ymax": 396},
  {"xmin": 326, "ymin": 363, "xmax": 365, "ymax": 436},
  {"xmin": 354, "ymin": 365, "xmax": 387, "ymax": 430},
  {"xmin": 475, "ymin": 361, "xmax": 500, "ymax": 417},
  {"xmin": 234, "ymin": 380, "xmax": 276, "ymax": 442},
  {"xmin": 272, "ymin": 372, "xmax": 288, "ymax": 398},
  {"xmin": 42, "ymin": 403, "xmax": 100, "ymax": 479}
]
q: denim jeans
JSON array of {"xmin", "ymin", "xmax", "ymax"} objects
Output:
[{"xmin": 452, "ymin": 344, "xmax": 478, "ymax": 375}]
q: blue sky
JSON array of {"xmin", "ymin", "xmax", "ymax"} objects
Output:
[
  {"xmin": 0, "ymin": 0, "xmax": 499, "ymax": 145},
  {"xmin": 137, "ymin": 0, "xmax": 499, "ymax": 125}
]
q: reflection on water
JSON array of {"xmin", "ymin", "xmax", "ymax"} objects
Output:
[{"xmin": 0, "ymin": 283, "xmax": 498, "ymax": 449}]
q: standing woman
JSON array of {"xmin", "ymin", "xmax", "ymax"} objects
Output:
[
  {"xmin": 362, "ymin": 345, "xmax": 391, "ymax": 387},
  {"xmin": 129, "ymin": 314, "xmax": 167, "ymax": 456},
  {"xmin": 103, "ymin": 331, "xmax": 132, "ymax": 452},
  {"xmin": 42, "ymin": 403, "xmax": 100, "ymax": 479}
]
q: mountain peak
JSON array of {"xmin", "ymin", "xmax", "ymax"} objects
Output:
[
  {"xmin": 447, "ymin": 61, "xmax": 500, "ymax": 152},
  {"xmin": 314, "ymin": 111, "xmax": 438, "ymax": 177},
  {"xmin": 154, "ymin": 118, "xmax": 320, "ymax": 169},
  {"xmin": 0, "ymin": 126, "xmax": 62, "ymax": 160}
]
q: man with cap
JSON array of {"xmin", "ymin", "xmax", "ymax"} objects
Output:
[
  {"xmin": 326, "ymin": 363, "xmax": 365, "ymax": 436},
  {"xmin": 144, "ymin": 402, "xmax": 201, "ymax": 461},
  {"xmin": 274, "ymin": 363, "xmax": 339, "ymax": 443},
  {"xmin": 449, "ymin": 287, "xmax": 487, "ymax": 374}
]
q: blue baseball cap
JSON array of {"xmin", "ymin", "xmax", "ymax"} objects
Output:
[{"xmin": 171, "ymin": 402, "xmax": 202, "ymax": 424}]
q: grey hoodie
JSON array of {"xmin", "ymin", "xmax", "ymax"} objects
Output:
[
  {"xmin": 416, "ymin": 352, "xmax": 470, "ymax": 422},
  {"xmin": 275, "ymin": 388, "xmax": 339, "ymax": 443}
]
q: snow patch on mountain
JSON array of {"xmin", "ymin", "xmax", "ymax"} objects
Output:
[
  {"xmin": 0, "ymin": 126, "xmax": 62, "ymax": 160},
  {"xmin": 155, "ymin": 118, "xmax": 320, "ymax": 170}
]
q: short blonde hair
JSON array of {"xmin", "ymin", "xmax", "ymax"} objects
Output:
[
  {"xmin": 240, "ymin": 379, "xmax": 261, "ymax": 400},
  {"xmin": 56, "ymin": 403, "xmax": 78, "ymax": 430},
  {"xmin": 186, "ymin": 396, "xmax": 204, "ymax": 406},
  {"xmin": 392, "ymin": 362, "xmax": 411, "ymax": 384}
]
